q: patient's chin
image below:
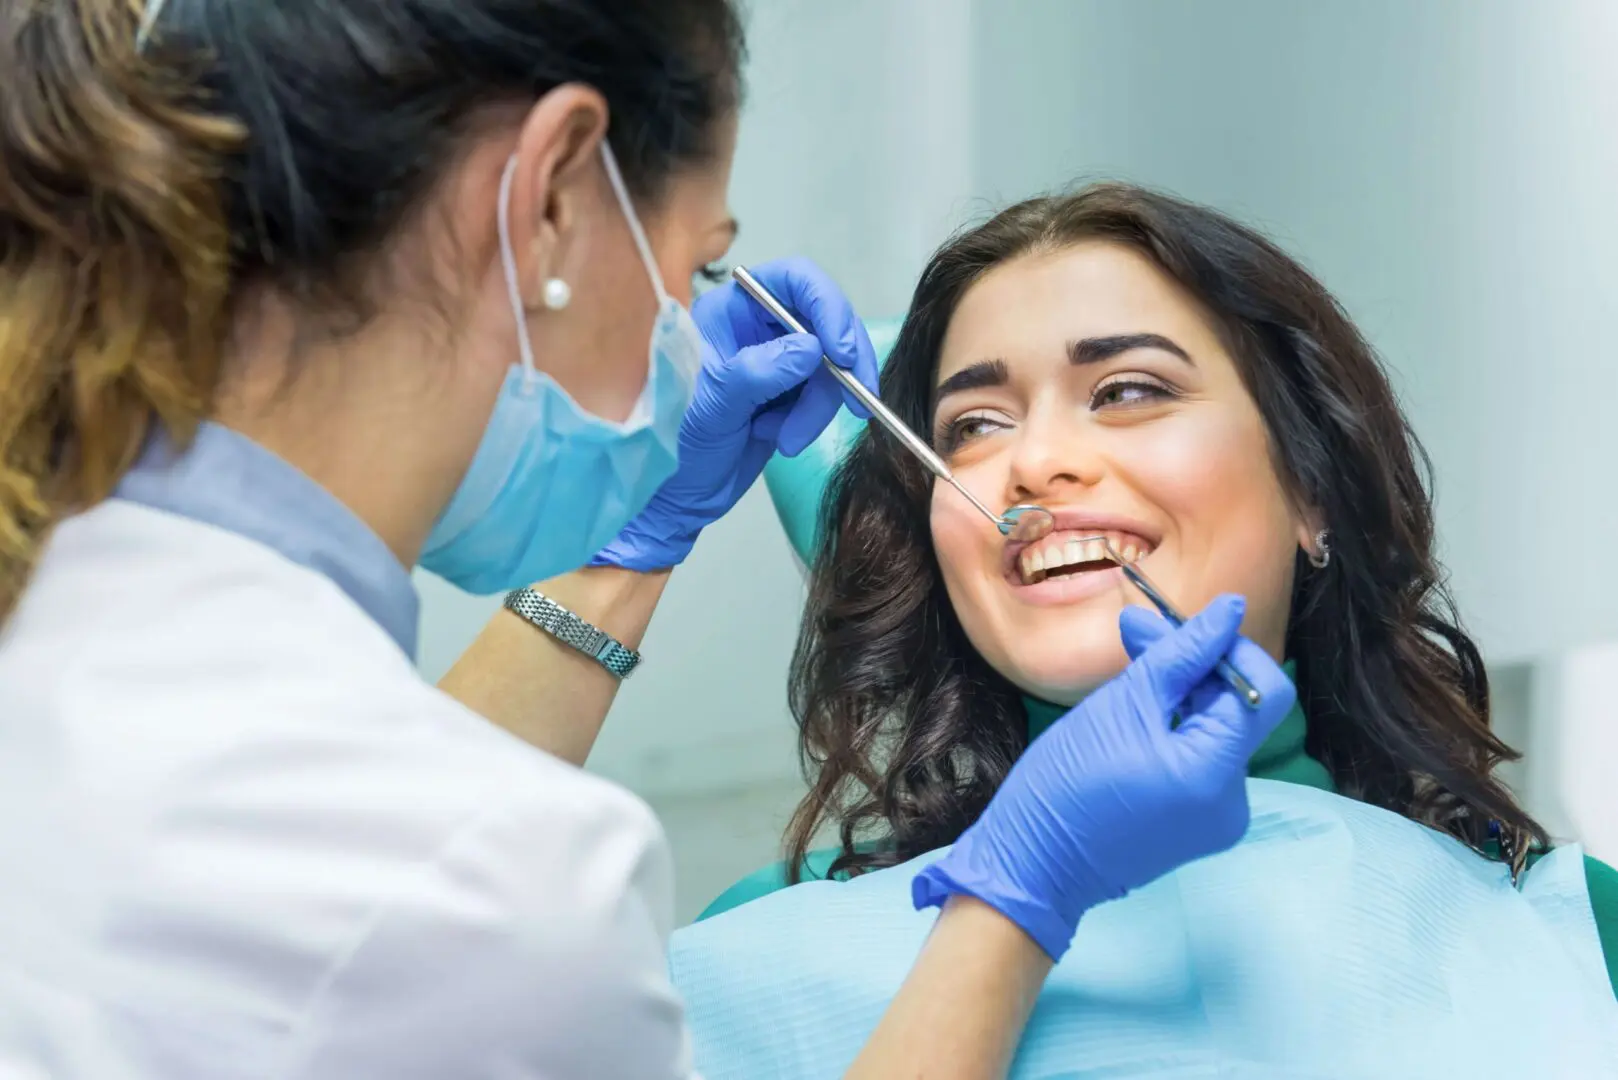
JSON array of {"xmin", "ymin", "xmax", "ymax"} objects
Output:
[
  {"xmin": 953, "ymin": 593, "xmax": 1136, "ymax": 707},
  {"xmin": 1000, "ymin": 636, "xmax": 1131, "ymax": 708}
]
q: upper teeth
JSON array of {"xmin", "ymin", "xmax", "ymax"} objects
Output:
[{"xmin": 1019, "ymin": 532, "xmax": 1151, "ymax": 584}]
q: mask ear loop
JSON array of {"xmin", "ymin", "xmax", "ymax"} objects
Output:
[
  {"xmin": 496, "ymin": 157, "xmax": 542, "ymax": 391},
  {"xmin": 598, "ymin": 140, "xmax": 672, "ymax": 304}
]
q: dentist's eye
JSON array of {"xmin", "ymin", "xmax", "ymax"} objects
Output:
[
  {"xmin": 1090, "ymin": 376, "xmax": 1175, "ymax": 410},
  {"xmin": 693, "ymin": 263, "xmax": 731, "ymax": 299},
  {"xmin": 937, "ymin": 411, "xmax": 1011, "ymax": 452}
]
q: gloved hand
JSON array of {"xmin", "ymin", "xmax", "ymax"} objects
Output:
[
  {"xmin": 912, "ymin": 595, "xmax": 1297, "ymax": 961},
  {"xmin": 591, "ymin": 257, "xmax": 878, "ymax": 571}
]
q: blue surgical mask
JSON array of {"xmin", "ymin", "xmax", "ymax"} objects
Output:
[{"xmin": 418, "ymin": 143, "xmax": 704, "ymax": 594}]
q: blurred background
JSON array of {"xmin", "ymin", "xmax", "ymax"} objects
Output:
[{"xmin": 418, "ymin": 0, "xmax": 1618, "ymax": 923}]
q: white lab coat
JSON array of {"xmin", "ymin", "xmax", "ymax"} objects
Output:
[{"xmin": 0, "ymin": 500, "xmax": 698, "ymax": 1079}]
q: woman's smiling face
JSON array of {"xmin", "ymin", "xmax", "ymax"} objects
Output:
[{"xmin": 928, "ymin": 240, "xmax": 1318, "ymax": 706}]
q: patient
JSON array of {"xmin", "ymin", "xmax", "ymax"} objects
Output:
[{"xmin": 675, "ymin": 184, "xmax": 1618, "ymax": 1075}]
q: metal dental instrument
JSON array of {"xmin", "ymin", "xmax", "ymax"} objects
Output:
[
  {"xmin": 732, "ymin": 266, "xmax": 1055, "ymax": 543},
  {"xmin": 1092, "ymin": 538, "xmax": 1263, "ymax": 709}
]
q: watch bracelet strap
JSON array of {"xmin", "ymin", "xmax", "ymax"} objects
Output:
[{"xmin": 502, "ymin": 587, "xmax": 641, "ymax": 679}]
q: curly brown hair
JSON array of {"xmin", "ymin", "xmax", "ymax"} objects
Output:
[
  {"xmin": 785, "ymin": 183, "xmax": 1543, "ymax": 883},
  {"xmin": 0, "ymin": 0, "xmax": 242, "ymax": 623}
]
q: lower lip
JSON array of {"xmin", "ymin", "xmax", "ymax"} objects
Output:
[{"xmin": 1005, "ymin": 564, "xmax": 1133, "ymax": 607}]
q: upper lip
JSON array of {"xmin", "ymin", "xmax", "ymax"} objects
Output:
[{"xmin": 1000, "ymin": 509, "xmax": 1163, "ymax": 579}]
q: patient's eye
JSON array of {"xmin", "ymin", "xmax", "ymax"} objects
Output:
[
  {"xmin": 937, "ymin": 410, "xmax": 1011, "ymax": 452},
  {"xmin": 1091, "ymin": 375, "xmax": 1175, "ymax": 410}
]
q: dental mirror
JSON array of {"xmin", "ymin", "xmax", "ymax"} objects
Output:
[{"xmin": 999, "ymin": 504, "xmax": 1056, "ymax": 542}]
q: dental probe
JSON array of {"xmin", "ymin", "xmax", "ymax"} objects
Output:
[
  {"xmin": 731, "ymin": 266, "xmax": 1055, "ymax": 543},
  {"xmin": 1090, "ymin": 538, "xmax": 1263, "ymax": 709}
]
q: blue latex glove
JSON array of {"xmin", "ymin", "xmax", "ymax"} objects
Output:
[
  {"xmin": 592, "ymin": 257, "xmax": 878, "ymax": 572},
  {"xmin": 912, "ymin": 595, "xmax": 1297, "ymax": 961}
]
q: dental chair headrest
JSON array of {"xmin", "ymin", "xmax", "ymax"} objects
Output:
[{"xmin": 763, "ymin": 316, "xmax": 903, "ymax": 568}]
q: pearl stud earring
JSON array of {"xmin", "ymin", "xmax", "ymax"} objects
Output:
[{"xmin": 542, "ymin": 277, "xmax": 572, "ymax": 311}]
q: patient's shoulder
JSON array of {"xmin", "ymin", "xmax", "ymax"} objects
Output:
[{"xmin": 696, "ymin": 847, "xmax": 852, "ymax": 921}]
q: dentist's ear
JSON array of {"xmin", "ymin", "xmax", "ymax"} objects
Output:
[{"xmin": 504, "ymin": 85, "xmax": 609, "ymax": 310}]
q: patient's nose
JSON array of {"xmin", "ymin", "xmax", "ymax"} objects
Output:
[{"xmin": 1006, "ymin": 416, "xmax": 1104, "ymax": 505}]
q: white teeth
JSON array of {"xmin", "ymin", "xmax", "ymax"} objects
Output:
[
  {"xmin": 1017, "ymin": 530, "xmax": 1154, "ymax": 585},
  {"xmin": 1059, "ymin": 537, "xmax": 1108, "ymax": 566}
]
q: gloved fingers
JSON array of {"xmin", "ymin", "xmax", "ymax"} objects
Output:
[
  {"xmin": 749, "ymin": 402, "xmax": 792, "ymax": 446},
  {"xmin": 738, "ymin": 258, "xmax": 876, "ymax": 418},
  {"xmin": 843, "ymin": 323, "xmax": 876, "ymax": 421},
  {"xmin": 823, "ymin": 315, "xmax": 876, "ymax": 421},
  {"xmin": 703, "ymin": 332, "xmax": 827, "ymax": 432},
  {"xmin": 775, "ymin": 366, "xmax": 847, "ymax": 456},
  {"xmin": 1127, "ymin": 594, "xmax": 1246, "ymax": 719},
  {"xmin": 1122, "ymin": 600, "xmax": 1293, "ymax": 750},
  {"xmin": 1122, "ymin": 605, "xmax": 1294, "ymax": 747},
  {"xmin": 692, "ymin": 280, "xmax": 749, "ymax": 356},
  {"xmin": 1119, "ymin": 603, "xmax": 1171, "ymax": 660},
  {"xmin": 1173, "ymin": 640, "xmax": 1297, "ymax": 756}
]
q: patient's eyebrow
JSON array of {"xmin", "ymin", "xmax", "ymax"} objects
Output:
[
  {"xmin": 933, "ymin": 336, "xmax": 1189, "ymax": 409},
  {"xmin": 1069, "ymin": 333, "xmax": 1193, "ymax": 366},
  {"xmin": 934, "ymin": 358, "xmax": 1010, "ymax": 403}
]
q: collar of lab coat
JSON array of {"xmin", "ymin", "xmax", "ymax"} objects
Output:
[{"xmin": 115, "ymin": 420, "xmax": 420, "ymax": 657}]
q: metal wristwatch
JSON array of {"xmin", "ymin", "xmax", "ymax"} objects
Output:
[{"xmin": 502, "ymin": 587, "xmax": 641, "ymax": 679}]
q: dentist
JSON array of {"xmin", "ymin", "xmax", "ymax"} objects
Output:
[{"xmin": 0, "ymin": 1, "xmax": 1295, "ymax": 1077}]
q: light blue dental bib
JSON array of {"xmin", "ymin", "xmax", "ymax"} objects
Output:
[{"xmin": 672, "ymin": 781, "xmax": 1618, "ymax": 1078}]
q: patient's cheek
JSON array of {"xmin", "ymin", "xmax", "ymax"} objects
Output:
[
  {"xmin": 929, "ymin": 495, "xmax": 981, "ymax": 598},
  {"xmin": 1122, "ymin": 412, "xmax": 1261, "ymax": 498},
  {"xmin": 931, "ymin": 490, "xmax": 979, "ymax": 540},
  {"xmin": 1126, "ymin": 415, "xmax": 1299, "ymax": 656}
]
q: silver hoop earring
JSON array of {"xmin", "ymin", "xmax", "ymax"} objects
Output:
[
  {"xmin": 1308, "ymin": 529, "xmax": 1332, "ymax": 570},
  {"xmin": 542, "ymin": 278, "xmax": 572, "ymax": 311}
]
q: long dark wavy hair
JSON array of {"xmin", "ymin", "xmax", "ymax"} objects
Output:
[{"xmin": 784, "ymin": 183, "xmax": 1545, "ymax": 883}]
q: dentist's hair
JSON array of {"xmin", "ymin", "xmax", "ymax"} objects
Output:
[
  {"xmin": 786, "ymin": 183, "xmax": 1546, "ymax": 882},
  {"xmin": 0, "ymin": 0, "xmax": 743, "ymax": 620}
]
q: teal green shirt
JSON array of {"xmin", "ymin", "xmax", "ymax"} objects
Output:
[{"xmin": 700, "ymin": 684, "xmax": 1618, "ymax": 996}]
